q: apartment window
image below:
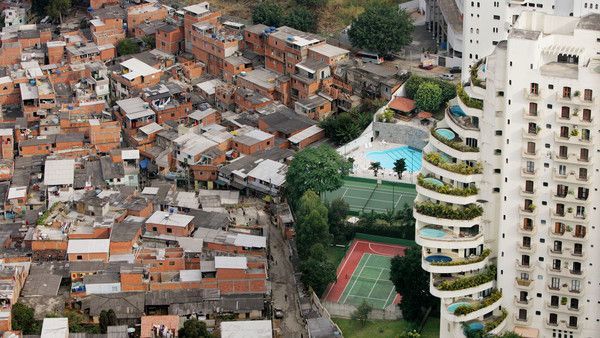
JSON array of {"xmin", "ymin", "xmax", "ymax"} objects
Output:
[
  {"xmin": 522, "ymin": 236, "xmax": 531, "ymax": 248},
  {"xmin": 76, "ymin": 255, "xmax": 83, "ymax": 260},
  {"xmin": 571, "ymin": 279, "xmax": 581, "ymax": 292},
  {"xmin": 558, "ymin": 146, "xmax": 568, "ymax": 158},
  {"xmin": 152, "ymin": 227, "xmax": 157, "ymax": 231},
  {"xmin": 573, "ymin": 243, "xmax": 583, "ymax": 255},
  {"xmin": 580, "ymin": 148, "xmax": 589, "ymax": 161},
  {"xmin": 518, "ymin": 309, "xmax": 527, "ymax": 321},
  {"xmin": 563, "ymin": 86, "xmax": 571, "ymax": 98},
  {"xmin": 561, "ymin": 106, "xmax": 570, "ymax": 118},
  {"xmin": 493, "ymin": 15, "xmax": 500, "ymax": 20},
  {"xmin": 549, "ymin": 313, "xmax": 558, "ymax": 325},
  {"xmin": 526, "ymin": 161, "xmax": 534, "ymax": 173},
  {"xmin": 583, "ymin": 89, "xmax": 592, "ymax": 101},
  {"xmin": 576, "ymin": 206, "xmax": 585, "ymax": 218},
  {"xmin": 569, "ymin": 316, "xmax": 578, "ymax": 328},
  {"xmin": 530, "ymin": 83, "xmax": 539, "ymax": 95},
  {"xmin": 552, "ymin": 259, "xmax": 561, "ymax": 270},
  {"xmin": 529, "ymin": 102, "xmax": 537, "ymax": 115},
  {"xmin": 578, "ymin": 167, "xmax": 588, "ymax": 180},
  {"xmin": 526, "ymin": 142, "xmax": 536, "ymax": 154},
  {"xmin": 550, "ymin": 277, "xmax": 560, "ymax": 289},
  {"xmin": 167, "ymin": 228, "xmax": 172, "ymax": 233},
  {"xmin": 521, "ymin": 255, "xmax": 530, "ymax": 266},
  {"xmin": 582, "ymin": 109, "xmax": 591, "ymax": 122},
  {"xmin": 550, "ymin": 296, "xmax": 559, "ymax": 307},
  {"xmin": 525, "ymin": 180, "xmax": 534, "ymax": 193}
]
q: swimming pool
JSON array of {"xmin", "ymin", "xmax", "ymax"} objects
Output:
[
  {"xmin": 419, "ymin": 228, "xmax": 447, "ymax": 238},
  {"xmin": 468, "ymin": 322, "xmax": 484, "ymax": 331},
  {"xmin": 448, "ymin": 301, "xmax": 470, "ymax": 313},
  {"xmin": 436, "ymin": 128, "xmax": 456, "ymax": 141},
  {"xmin": 423, "ymin": 177, "xmax": 444, "ymax": 186},
  {"xmin": 426, "ymin": 255, "xmax": 452, "ymax": 263},
  {"xmin": 366, "ymin": 146, "xmax": 422, "ymax": 172}
]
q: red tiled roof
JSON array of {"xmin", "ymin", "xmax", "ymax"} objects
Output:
[
  {"xmin": 417, "ymin": 111, "xmax": 432, "ymax": 119},
  {"xmin": 388, "ymin": 97, "xmax": 416, "ymax": 113},
  {"xmin": 140, "ymin": 315, "xmax": 179, "ymax": 338}
]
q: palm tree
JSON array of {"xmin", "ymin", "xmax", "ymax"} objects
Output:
[
  {"xmin": 369, "ymin": 161, "xmax": 382, "ymax": 177},
  {"xmin": 394, "ymin": 158, "xmax": 406, "ymax": 179}
]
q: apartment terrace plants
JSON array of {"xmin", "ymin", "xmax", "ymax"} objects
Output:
[
  {"xmin": 435, "ymin": 265, "xmax": 496, "ymax": 291},
  {"xmin": 431, "ymin": 128, "xmax": 479, "ymax": 152},
  {"xmin": 417, "ymin": 174, "xmax": 479, "ymax": 196},
  {"xmin": 423, "ymin": 152, "xmax": 483, "ymax": 175},
  {"xmin": 414, "ymin": 201, "xmax": 483, "ymax": 220},
  {"xmin": 430, "ymin": 249, "xmax": 491, "ymax": 267},
  {"xmin": 453, "ymin": 289, "xmax": 502, "ymax": 316},
  {"xmin": 457, "ymin": 84, "xmax": 483, "ymax": 110}
]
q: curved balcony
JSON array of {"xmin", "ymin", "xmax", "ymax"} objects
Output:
[
  {"xmin": 455, "ymin": 88, "xmax": 483, "ymax": 118},
  {"xmin": 416, "ymin": 226, "xmax": 483, "ymax": 249},
  {"xmin": 445, "ymin": 108, "xmax": 480, "ymax": 139},
  {"xmin": 429, "ymin": 132, "xmax": 480, "ymax": 162},
  {"xmin": 430, "ymin": 266, "xmax": 496, "ymax": 298},
  {"xmin": 421, "ymin": 153, "xmax": 483, "ymax": 183},
  {"xmin": 422, "ymin": 249, "xmax": 491, "ymax": 274},
  {"xmin": 514, "ymin": 278, "xmax": 534, "ymax": 291},
  {"xmin": 430, "ymin": 278, "xmax": 494, "ymax": 299},
  {"xmin": 414, "ymin": 204, "xmax": 483, "ymax": 228},
  {"xmin": 443, "ymin": 292, "xmax": 503, "ymax": 323},
  {"xmin": 416, "ymin": 184, "xmax": 479, "ymax": 205}
]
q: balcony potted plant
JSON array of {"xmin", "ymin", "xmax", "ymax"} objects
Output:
[
  {"xmin": 574, "ymin": 90, "xmax": 580, "ymax": 97},
  {"xmin": 567, "ymin": 207, "xmax": 573, "ymax": 213},
  {"xmin": 561, "ymin": 297, "xmax": 568, "ymax": 305},
  {"xmin": 570, "ymin": 129, "xmax": 579, "ymax": 137}
]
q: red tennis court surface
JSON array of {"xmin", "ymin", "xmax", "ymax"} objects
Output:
[{"xmin": 322, "ymin": 239, "xmax": 407, "ymax": 308}]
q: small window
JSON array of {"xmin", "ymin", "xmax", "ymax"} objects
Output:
[
  {"xmin": 167, "ymin": 228, "xmax": 173, "ymax": 233},
  {"xmin": 76, "ymin": 255, "xmax": 83, "ymax": 260}
]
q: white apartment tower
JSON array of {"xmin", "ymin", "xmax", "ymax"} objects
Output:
[
  {"xmin": 415, "ymin": 11, "xmax": 600, "ymax": 338},
  {"xmin": 424, "ymin": 0, "xmax": 600, "ymax": 79}
]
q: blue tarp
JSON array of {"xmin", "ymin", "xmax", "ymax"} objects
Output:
[
  {"xmin": 139, "ymin": 159, "xmax": 149, "ymax": 169},
  {"xmin": 450, "ymin": 105, "xmax": 466, "ymax": 117}
]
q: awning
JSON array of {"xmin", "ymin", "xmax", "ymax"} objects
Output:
[
  {"xmin": 417, "ymin": 111, "xmax": 433, "ymax": 119},
  {"xmin": 514, "ymin": 326, "xmax": 539, "ymax": 338}
]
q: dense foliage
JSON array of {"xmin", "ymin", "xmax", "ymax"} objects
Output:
[
  {"xmin": 117, "ymin": 38, "xmax": 141, "ymax": 56},
  {"xmin": 415, "ymin": 82, "xmax": 443, "ymax": 112},
  {"xmin": 405, "ymin": 75, "xmax": 456, "ymax": 103},
  {"xmin": 424, "ymin": 152, "xmax": 483, "ymax": 175},
  {"xmin": 435, "ymin": 265, "xmax": 496, "ymax": 291},
  {"xmin": 319, "ymin": 99, "xmax": 384, "ymax": 146},
  {"xmin": 12, "ymin": 303, "xmax": 41, "ymax": 334},
  {"xmin": 252, "ymin": 1, "xmax": 284, "ymax": 27},
  {"xmin": 285, "ymin": 7, "xmax": 317, "ymax": 33},
  {"xmin": 453, "ymin": 289, "xmax": 502, "ymax": 316},
  {"xmin": 179, "ymin": 318, "xmax": 210, "ymax": 338},
  {"xmin": 348, "ymin": 3, "xmax": 414, "ymax": 56},
  {"xmin": 414, "ymin": 201, "xmax": 483, "ymax": 220},
  {"xmin": 417, "ymin": 174, "xmax": 479, "ymax": 196},
  {"xmin": 351, "ymin": 300, "xmax": 373, "ymax": 326}
]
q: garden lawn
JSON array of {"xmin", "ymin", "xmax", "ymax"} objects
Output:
[
  {"xmin": 332, "ymin": 317, "xmax": 440, "ymax": 338},
  {"xmin": 326, "ymin": 245, "xmax": 347, "ymax": 267}
]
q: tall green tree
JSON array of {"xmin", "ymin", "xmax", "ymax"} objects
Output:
[
  {"xmin": 285, "ymin": 7, "xmax": 317, "ymax": 33},
  {"xmin": 415, "ymin": 82, "xmax": 443, "ymax": 112},
  {"xmin": 369, "ymin": 161, "xmax": 382, "ymax": 177},
  {"xmin": 296, "ymin": 0, "xmax": 326, "ymax": 8},
  {"xmin": 296, "ymin": 190, "xmax": 331, "ymax": 258},
  {"xmin": 393, "ymin": 158, "xmax": 406, "ymax": 179},
  {"xmin": 348, "ymin": 3, "xmax": 414, "ymax": 56},
  {"xmin": 299, "ymin": 243, "xmax": 337, "ymax": 295},
  {"xmin": 178, "ymin": 318, "xmax": 210, "ymax": 338},
  {"xmin": 99, "ymin": 310, "xmax": 109, "ymax": 334},
  {"xmin": 117, "ymin": 38, "xmax": 141, "ymax": 56},
  {"xmin": 328, "ymin": 198, "xmax": 349, "ymax": 243},
  {"xmin": 11, "ymin": 303, "xmax": 41, "ymax": 334},
  {"xmin": 252, "ymin": 1, "xmax": 283, "ymax": 27},
  {"xmin": 285, "ymin": 145, "xmax": 351, "ymax": 204},
  {"xmin": 390, "ymin": 246, "xmax": 437, "ymax": 322},
  {"xmin": 46, "ymin": 0, "xmax": 70, "ymax": 24},
  {"xmin": 351, "ymin": 300, "xmax": 373, "ymax": 326}
]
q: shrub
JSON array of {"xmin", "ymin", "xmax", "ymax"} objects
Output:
[
  {"xmin": 415, "ymin": 82, "xmax": 443, "ymax": 112},
  {"xmin": 414, "ymin": 201, "xmax": 483, "ymax": 220},
  {"xmin": 453, "ymin": 289, "xmax": 502, "ymax": 315},
  {"xmin": 424, "ymin": 152, "xmax": 483, "ymax": 175},
  {"xmin": 484, "ymin": 309, "xmax": 508, "ymax": 332},
  {"xmin": 457, "ymin": 84, "xmax": 483, "ymax": 110},
  {"xmin": 417, "ymin": 174, "xmax": 479, "ymax": 196},
  {"xmin": 431, "ymin": 129, "xmax": 479, "ymax": 152},
  {"xmin": 470, "ymin": 59, "xmax": 486, "ymax": 89},
  {"xmin": 436, "ymin": 265, "xmax": 496, "ymax": 291},
  {"xmin": 405, "ymin": 75, "xmax": 456, "ymax": 102},
  {"xmin": 431, "ymin": 249, "xmax": 491, "ymax": 266}
]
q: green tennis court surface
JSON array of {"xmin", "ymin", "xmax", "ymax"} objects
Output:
[
  {"xmin": 323, "ymin": 177, "xmax": 416, "ymax": 214},
  {"xmin": 339, "ymin": 253, "xmax": 396, "ymax": 309}
]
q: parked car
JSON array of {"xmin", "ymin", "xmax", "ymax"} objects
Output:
[
  {"xmin": 419, "ymin": 64, "xmax": 435, "ymax": 70},
  {"xmin": 274, "ymin": 308, "xmax": 284, "ymax": 319},
  {"xmin": 439, "ymin": 73, "xmax": 455, "ymax": 80},
  {"xmin": 448, "ymin": 66, "xmax": 462, "ymax": 74}
]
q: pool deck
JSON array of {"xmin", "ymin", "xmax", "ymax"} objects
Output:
[{"xmin": 343, "ymin": 140, "xmax": 420, "ymax": 184}]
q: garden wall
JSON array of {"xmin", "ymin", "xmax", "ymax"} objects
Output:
[
  {"xmin": 372, "ymin": 121, "xmax": 429, "ymax": 149},
  {"xmin": 322, "ymin": 301, "xmax": 402, "ymax": 320}
]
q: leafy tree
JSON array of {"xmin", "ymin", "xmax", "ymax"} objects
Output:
[
  {"xmin": 369, "ymin": 161, "xmax": 382, "ymax": 177},
  {"xmin": 351, "ymin": 300, "xmax": 372, "ymax": 326},
  {"xmin": 399, "ymin": 330, "xmax": 421, "ymax": 338},
  {"xmin": 319, "ymin": 100, "xmax": 384, "ymax": 146},
  {"xmin": 390, "ymin": 246, "xmax": 437, "ymax": 322},
  {"xmin": 117, "ymin": 38, "xmax": 141, "ymax": 56},
  {"xmin": 299, "ymin": 243, "xmax": 337, "ymax": 295},
  {"xmin": 11, "ymin": 303, "xmax": 41, "ymax": 334},
  {"xmin": 348, "ymin": 3, "xmax": 414, "ymax": 56},
  {"xmin": 141, "ymin": 35, "xmax": 156, "ymax": 49},
  {"xmin": 285, "ymin": 145, "xmax": 351, "ymax": 204},
  {"xmin": 415, "ymin": 82, "xmax": 443, "ymax": 112},
  {"xmin": 178, "ymin": 318, "xmax": 210, "ymax": 338},
  {"xmin": 405, "ymin": 75, "xmax": 456, "ymax": 102},
  {"xmin": 327, "ymin": 198, "xmax": 349, "ymax": 242},
  {"xmin": 285, "ymin": 7, "xmax": 317, "ymax": 33},
  {"xmin": 296, "ymin": 0, "xmax": 326, "ymax": 8},
  {"xmin": 393, "ymin": 158, "xmax": 406, "ymax": 179},
  {"xmin": 252, "ymin": 1, "xmax": 283, "ymax": 27},
  {"xmin": 46, "ymin": 0, "xmax": 70, "ymax": 24},
  {"xmin": 295, "ymin": 191, "xmax": 330, "ymax": 258},
  {"xmin": 99, "ymin": 309, "xmax": 117, "ymax": 333},
  {"xmin": 404, "ymin": 76, "xmax": 426, "ymax": 99}
]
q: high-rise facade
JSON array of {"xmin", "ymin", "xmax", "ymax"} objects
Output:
[
  {"xmin": 416, "ymin": 11, "xmax": 600, "ymax": 338},
  {"xmin": 424, "ymin": 0, "xmax": 600, "ymax": 80}
]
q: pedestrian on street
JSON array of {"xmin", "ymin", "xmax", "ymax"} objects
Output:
[{"xmin": 285, "ymin": 294, "xmax": 288, "ymax": 301}]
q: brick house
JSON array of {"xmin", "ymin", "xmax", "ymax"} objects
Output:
[
  {"xmin": 67, "ymin": 239, "xmax": 111, "ymax": 262},
  {"xmin": 145, "ymin": 211, "xmax": 195, "ymax": 237}
]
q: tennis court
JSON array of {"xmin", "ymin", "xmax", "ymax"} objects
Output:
[
  {"xmin": 323, "ymin": 177, "xmax": 417, "ymax": 214},
  {"xmin": 323, "ymin": 237, "xmax": 408, "ymax": 310}
]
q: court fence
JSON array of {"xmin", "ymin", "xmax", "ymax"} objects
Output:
[
  {"xmin": 354, "ymin": 233, "xmax": 417, "ymax": 247},
  {"xmin": 322, "ymin": 300, "xmax": 403, "ymax": 320}
]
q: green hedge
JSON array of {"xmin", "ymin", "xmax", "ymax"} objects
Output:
[
  {"xmin": 414, "ymin": 201, "xmax": 483, "ymax": 220},
  {"xmin": 484, "ymin": 309, "xmax": 507, "ymax": 332},
  {"xmin": 454, "ymin": 289, "xmax": 502, "ymax": 316},
  {"xmin": 354, "ymin": 232, "xmax": 416, "ymax": 247},
  {"xmin": 457, "ymin": 84, "xmax": 483, "ymax": 110},
  {"xmin": 436, "ymin": 265, "xmax": 496, "ymax": 291},
  {"xmin": 431, "ymin": 249, "xmax": 491, "ymax": 266},
  {"xmin": 424, "ymin": 152, "xmax": 483, "ymax": 175},
  {"xmin": 431, "ymin": 129, "xmax": 479, "ymax": 152},
  {"xmin": 344, "ymin": 224, "xmax": 414, "ymax": 243},
  {"xmin": 417, "ymin": 174, "xmax": 479, "ymax": 196}
]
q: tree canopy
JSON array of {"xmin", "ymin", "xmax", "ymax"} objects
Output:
[
  {"xmin": 46, "ymin": 0, "xmax": 70, "ymax": 23},
  {"xmin": 393, "ymin": 158, "xmax": 406, "ymax": 179},
  {"xmin": 285, "ymin": 145, "xmax": 351, "ymax": 204},
  {"xmin": 178, "ymin": 318, "xmax": 210, "ymax": 338},
  {"xmin": 390, "ymin": 246, "xmax": 437, "ymax": 322},
  {"xmin": 252, "ymin": 1, "xmax": 284, "ymax": 27},
  {"xmin": 348, "ymin": 3, "xmax": 414, "ymax": 56},
  {"xmin": 405, "ymin": 75, "xmax": 456, "ymax": 103},
  {"xmin": 11, "ymin": 303, "xmax": 41, "ymax": 335},
  {"xmin": 117, "ymin": 38, "xmax": 141, "ymax": 56},
  {"xmin": 415, "ymin": 82, "xmax": 443, "ymax": 112},
  {"xmin": 299, "ymin": 243, "xmax": 337, "ymax": 295},
  {"xmin": 285, "ymin": 7, "xmax": 317, "ymax": 33},
  {"xmin": 99, "ymin": 309, "xmax": 117, "ymax": 333},
  {"xmin": 351, "ymin": 300, "xmax": 373, "ymax": 326},
  {"xmin": 295, "ymin": 190, "xmax": 331, "ymax": 258},
  {"xmin": 328, "ymin": 198, "xmax": 349, "ymax": 243}
]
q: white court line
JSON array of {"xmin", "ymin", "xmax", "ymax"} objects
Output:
[
  {"xmin": 344, "ymin": 294, "xmax": 389, "ymax": 302},
  {"xmin": 342, "ymin": 254, "xmax": 370, "ymax": 304},
  {"xmin": 360, "ymin": 240, "xmax": 411, "ymax": 249},
  {"xmin": 340, "ymin": 187, "xmax": 349, "ymax": 199},
  {"xmin": 323, "ymin": 240, "xmax": 359, "ymax": 300},
  {"xmin": 383, "ymin": 285, "xmax": 396, "ymax": 307},
  {"xmin": 366, "ymin": 268, "xmax": 385, "ymax": 299},
  {"xmin": 394, "ymin": 193, "xmax": 404, "ymax": 209}
]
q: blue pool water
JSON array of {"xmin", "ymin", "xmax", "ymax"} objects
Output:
[
  {"xmin": 366, "ymin": 146, "xmax": 422, "ymax": 171},
  {"xmin": 436, "ymin": 128, "xmax": 456, "ymax": 140},
  {"xmin": 468, "ymin": 322, "xmax": 484, "ymax": 331},
  {"xmin": 424, "ymin": 177, "xmax": 444, "ymax": 186},
  {"xmin": 448, "ymin": 302, "xmax": 470, "ymax": 313},
  {"xmin": 426, "ymin": 255, "xmax": 452, "ymax": 263},
  {"xmin": 420, "ymin": 228, "xmax": 447, "ymax": 238}
]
